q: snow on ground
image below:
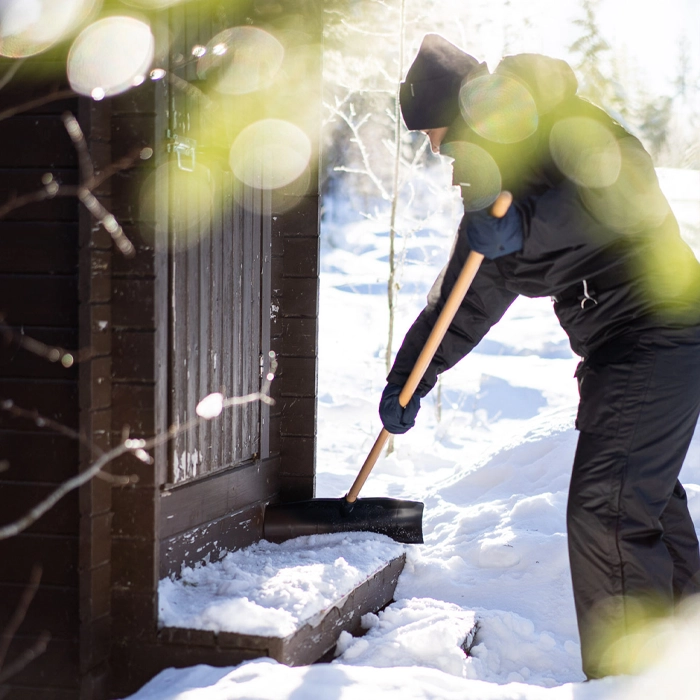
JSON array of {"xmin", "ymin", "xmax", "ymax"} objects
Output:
[{"xmin": 127, "ymin": 175, "xmax": 700, "ymax": 699}]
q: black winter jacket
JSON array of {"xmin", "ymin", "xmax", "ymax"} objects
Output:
[{"xmin": 388, "ymin": 54, "xmax": 700, "ymax": 397}]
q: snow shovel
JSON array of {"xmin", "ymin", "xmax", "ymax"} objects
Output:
[{"xmin": 264, "ymin": 192, "xmax": 513, "ymax": 544}]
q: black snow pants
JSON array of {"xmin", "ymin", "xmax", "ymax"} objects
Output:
[{"xmin": 568, "ymin": 326, "xmax": 700, "ymax": 679}]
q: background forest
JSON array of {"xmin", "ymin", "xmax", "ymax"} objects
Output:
[{"xmin": 319, "ymin": 0, "xmax": 700, "ymax": 377}]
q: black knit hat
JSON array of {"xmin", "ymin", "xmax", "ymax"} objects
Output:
[{"xmin": 400, "ymin": 34, "xmax": 484, "ymax": 131}]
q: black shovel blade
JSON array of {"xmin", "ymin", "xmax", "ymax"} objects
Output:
[{"xmin": 263, "ymin": 497, "xmax": 424, "ymax": 544}]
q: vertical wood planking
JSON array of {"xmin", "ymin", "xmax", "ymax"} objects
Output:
[
  {"xmin": 241, "ymin": 184, "xmax": 253, "ymax": 459},
  {"xmin": 184, "ymin": 0, "xmax": 198, "ymax": 84},
  {"xmin": 168, "ymin": 1, "xmax": 185, "ymax": 482},
  {"xmin": 170, "ymin": 1, "xmax": 186, "ymax": 135},
  {"xmin": 186, "ymin": 182, "xmax": 200, "ymax": 476},
  {"xmin": 232, "ymin": 177, "xmax": 244, "ymax": 463},
  {"xmin": 170, "ymin": 198, "xmax": 184, "ymax": 481},
  {"xmin": 185, "ymin": 3, "xmax": 199, "ymax": 479},
  {"xmin": 222, "ymin": 171, "xmax": 234, "ymax": 466},
  {"xmin": 194, "ymin": 0, "xmax": 208, "ymax": 475},
  {"xmin": 251, "ymin": 185, "xmax": 262, "ymax": 458},
  {"xmin": 210, "ymin": 170, "xmax": 223, "ymax": 468},
  {"xmin": 260, "ymin": 186, "xmax": 272, "ymax": 459},
  {"xmin": 154, "ymin": 29, "xmax": 171, "ymax": 487},
  {"xmin": 198, "ymin": 170, "xmax": 211, "ymax": 472}
]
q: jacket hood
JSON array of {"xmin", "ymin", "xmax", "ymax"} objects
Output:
[
  {"xmin": 494, "ymin": 53, "xmax": 578, "ymax": 114},
  {"xmin": 442, "ymin": 52, "xmax": 579, "ymax": 150},
  {"xmin": 400, "ymin": 34, "xmax": 485, "ymax": 130}
]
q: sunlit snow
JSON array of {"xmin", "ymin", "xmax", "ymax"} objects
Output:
[{"xmin": 127, "ymin": 169, "xmax": 700, "ymax": 699}]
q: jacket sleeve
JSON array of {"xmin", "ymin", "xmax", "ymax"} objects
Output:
[{"xmin": 387, "ymin": 214, "xmax": 518, "ymax": 396}]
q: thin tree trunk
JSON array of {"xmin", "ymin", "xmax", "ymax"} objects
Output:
[{"xmin": 385, "ymin": 0, "xmax": 406, "ymax": 455}]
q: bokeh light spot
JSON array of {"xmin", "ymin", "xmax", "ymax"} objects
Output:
[
  {"xmin": 68, "ymin": 16, "xmax": 154, "ymax": 99},
  {"xmin": 579, "ymin": 136, "xmax": 671, "ymax": 234},
  {"xmin": 197, "ymin": 26, "xmax": 284, "ymax": 95},
  {"xmin": 460, "ymin": 74, "xmax": 538, "ymax": 144},
  {"xmin": 61, "ymin": 353, "xmax": 75, "ymax": 368},
  {"xmin": 230, "ymin": 120, "xmax": 311, "ymax": 190},
  {"xmin": 120, "ymin": 0, "xmax": 185, "ymax": 8},
  {"xmin": 0, "ymin": 0, "xmax": 98, "ymax": 58},
  {"xmin": 442, "ymin": 141, "xmax": 502, "ymax": 212},
  {"xmin": 549, "ymin": 117, "xmax": 621, "ymax": 188}
]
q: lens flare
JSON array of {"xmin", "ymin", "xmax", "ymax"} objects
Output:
[
  {"xmin": 549, "ymin": 117, "xmax": 622, "ymax": 189},
  {"xmin": 0, "ymin": 0, "xmax": 98, "ymax": 58},
  {"xmin": 460, "ymin": 74, "xmax": 538, "ymax": 144},
  {"xmin": 579, "ymin": 136, "xmax": 671, "ymax": 233},
  {"xmin": 441, "ymin": 141, "xmax": 502, "ymax": 212},
  {"xmin": 197, "ymin": 26, "xmax": 284, "ymax": 95},
  {"xmin": 140, "ymin": 163, "xmax": 214, "ymax": 249},
  {"xmin": 120, "ymin": 0, "xmax": 184, "ymax": 8},
  {"xmin": 229, "ymin": 119, "xmax": 311, "ymax": 190},
  {"xmin": 67, "ymin": 16, "xmax": 154, "ymax": 99}
]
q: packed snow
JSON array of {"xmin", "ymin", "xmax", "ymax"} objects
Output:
[
  {"xmin": 158, "ymin": 532, "xmax": 406, "ymax": 637},
  {"xmin": 128, "ymin": 173, "xmax": 700, "ymax": 698}
]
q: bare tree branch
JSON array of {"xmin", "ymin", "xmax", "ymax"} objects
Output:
[
  {"xmin": 0, "ymin": 172, "xmax": 137, "ymax": 255},
  {"xmin": 77, "ymin": 187, "xmax": 135, "ymax": 257},
  {"xmin": 62, "ymin": 112, "xmax": 94, "ymax": 184},
  {"xmin": 328, "ymin": 102, "xmax": 391, "ymax": 200},
  {"xmin": 0, "ymin": 182, "xmax": 63, "ymax": 220},
  {"xmin": 0, "ymin": 565, "xmax": 43, "ymax": 673},
  {"xmin": 90, "ymin": 146, "xmax": 148, "ymax": 190},
  {"xmin": 0, "ymin": 435, "xmax": 140, "ymax": 540},
  {"xmin": 60, "ymin": 111, "xmax": 137, "ymax": 257},
  {"xmin": 0, "ymin": 58, "xmax": 26, "ymax": 92},
  {"xmin": 1, "ymin": 401, "xmax": 136, "ymax": 486},
  {"xmin": 0, "ymin": 566, "xmax": 50, "ymax": 692},
  {"xmin": 0, "ymin": 88, "xmax": 75, "ymax": 123},
  {"xmin": 0, "ymin": 631, "xmax": 50, "ymax": 687},
  {"xmin": 339, "ymin": 19, "xmax": 396, "ymax": 38},
  {"xmin": 0, "ymin": 112, "xmax": 144, "ymax": 258},
  {"xmin": 0, "ymin": 362, "xmax": 277, "ymax": 540},
  {"xmin": 0, "ymin": 317, "xmax": 87, "ymax": 368}
]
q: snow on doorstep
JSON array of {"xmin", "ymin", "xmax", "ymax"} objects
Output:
[{"xmin": 158, "ymin": 532, "xmax": 405, "ymax": 638}]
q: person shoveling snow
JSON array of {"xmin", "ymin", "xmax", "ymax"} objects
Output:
[{"xmin": 380, "ymin": 33, "xmax": 700, "ymax": 679}]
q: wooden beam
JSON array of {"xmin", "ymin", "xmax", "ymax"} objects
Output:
[
  {"xmin": 159, "ymin": 457, "xmax": 281, "ymax": 538},
  {"xmin": 159, "ymin": 554, "xmax": 406, "ymax": 666}
]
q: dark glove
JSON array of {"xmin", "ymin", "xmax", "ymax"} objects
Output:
[
  {"xmin": 465, "ymin": 204, "xmax": 523, "ymax": 259},
  {"xmin": 379, "ymin": 383, "xmax": 421, "ymax": 434}
]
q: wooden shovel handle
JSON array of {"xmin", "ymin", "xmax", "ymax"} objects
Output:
[{"xmin": 346, "ymin": 191, "xmax": 513, "ymax": 503}]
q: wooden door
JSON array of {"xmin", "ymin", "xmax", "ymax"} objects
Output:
[{"xmin": 163, "ymin": 2, "xmax": 272, "ymax": 485}]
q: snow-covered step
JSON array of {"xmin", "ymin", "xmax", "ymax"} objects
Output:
[{"xmin": 157, "ymin": 532, "xmax": 407, "ymax": 665}]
